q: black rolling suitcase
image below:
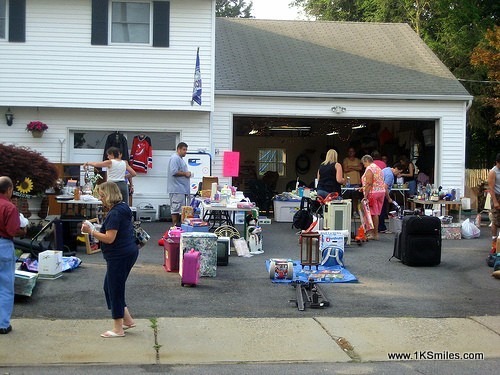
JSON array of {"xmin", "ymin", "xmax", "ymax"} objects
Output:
[
  {"xmin": 158, "ymin": 204, "xmax": 172, "ymax": 222},
  {"xmin": 216, "ymin": 237, "xmax": 230, "ymax": 266},
  {"xmin": 393, "ymin": 216, "xmax": 441, "ymax": 266}
]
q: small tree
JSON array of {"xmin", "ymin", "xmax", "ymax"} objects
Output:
[
  {"xmin": 471, "ymin": 26, "xmax": 500, "ymax": 135},
  {"xmin": 0, "ymin": 143, "xmax": 58, "ymax": 197},
  {"xmin": 216, "ymin": 0, "xmax": 253, "ymax": 18}
]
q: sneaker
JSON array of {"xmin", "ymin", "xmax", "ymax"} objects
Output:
[{"xmin": 0, "ymin": 325, "xmax": 12, "ymax": 334}]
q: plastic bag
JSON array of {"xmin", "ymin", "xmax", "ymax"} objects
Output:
[
  {"xmin": 461, "ymin": 218, "xmax": 480, "ymax": 239},
  {"xmin": 358, "ymin": 199, "xmax": 374, "ymax": 231}
]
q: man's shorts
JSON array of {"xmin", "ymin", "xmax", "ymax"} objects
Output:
[
  {"xmin": 367, "ymin": 191, "xmax": 385, "ymax": 216},
  {"xmin": 492, "ymin": 193, "xmax": 500, "ymax": 227},
  {"xmin": 170, "ymin": 193, "xmax": 187, "ymax": 214}
]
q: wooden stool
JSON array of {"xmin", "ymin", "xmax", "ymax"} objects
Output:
[{"xmin": 300, "ymin": 232, "xmax": 320, "ymax": 270}]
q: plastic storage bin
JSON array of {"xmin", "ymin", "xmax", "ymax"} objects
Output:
[{"xmin": 273, "ymin": 200, "xmax": 301, "ymax": 222}]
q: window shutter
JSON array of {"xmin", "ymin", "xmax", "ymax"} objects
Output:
[
  {"xmin": 9, "ymin": 0, "xmax": 26, "ymax": 42},
  {"xmin": 153, "ymin": 1, "xmax": 170, "ymax": 47},
  {"xmin": 91, "ymin": 0, "xmax": 108, "ymax": 45}
]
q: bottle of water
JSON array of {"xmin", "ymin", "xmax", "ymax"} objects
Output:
[{"xmin": 346, "ymin": 177, "xmax": 351, "ymax": 188}]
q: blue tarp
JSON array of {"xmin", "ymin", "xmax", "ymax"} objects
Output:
[{"xmin": 266, "ymin": 259, "xmax": 358, "ymax": 283}]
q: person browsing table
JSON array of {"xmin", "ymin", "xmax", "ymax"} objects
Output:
[
  {"xmin": 0, "ymin": 176, "xmax": 27, "ymax": 334},
  {"xmin": 167, "ymin": 142, "xmax": 191, "ymax": 227},
  {"xmin": 85, "ymin": 147, "xmax": 137, "ymax": 205},
  {"xmin": 317, "ymin": 149, "xmax": 345, "ymax": 198},
  {"xmin": 343, "ymin": 147, "xmax": 363, "ymax": 214},
  {"xmin": 81, "ymin": 181, "xmax": 139, "ymax": 338},
  {"xmin": 360, "ymin": 155, "xmax": 386, "ymax": 240},
  {"xmin": 378, "ymin": 163, "xmax": 404, "ymax": 233},
  {"xmin": 488, "ymin": 153, "xmax": 500, "ymax": 279}
]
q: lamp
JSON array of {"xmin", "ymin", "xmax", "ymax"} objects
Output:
[
  {"xmin": 268, "ymin": 126, "xmax": 311, "ymax": 132},
  {"xmin": 5, "ymin": 108, "xmax": 14, "ymax": 126},
  {"xmin": 331, "ymin": 106, "xmax": 346, "ymax": 114},
  {"xmin": 352, "ymin": 123, "xmax": 366, "ymax": 130}
]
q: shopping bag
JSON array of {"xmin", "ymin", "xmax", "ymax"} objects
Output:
[
  {"xmin": 358, "ymin": 198, "xmax": 374, "ymax": 231},
  {"xmin": 461, "ymin": 218, "xmax": 480, "ymax": 239}
]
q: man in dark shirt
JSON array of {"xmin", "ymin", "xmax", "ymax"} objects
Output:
[{"xmin": 0, "ymin": 176, "xmax": 26, "ymax": 334}]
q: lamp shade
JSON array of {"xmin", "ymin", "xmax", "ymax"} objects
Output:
[{"xmin": 223, "ymin": 151, "xmax": 240, "ymax": 177}]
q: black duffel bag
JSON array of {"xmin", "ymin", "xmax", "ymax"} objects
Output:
[{"xmin": 292, "ymin": 198, "xmax": 313, "ymax": 230}]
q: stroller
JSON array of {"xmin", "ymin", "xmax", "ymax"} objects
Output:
[{"xmin": 13, "ymin": 218, "xmax": 70, "ymax": 259}]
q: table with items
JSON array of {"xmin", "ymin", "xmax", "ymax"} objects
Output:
[
  {"xmin": 56, "ymin": 196, "xmax": 102, "ymax": 251},
  {"xmin": 390, "ymin": 187, "xmax": 410, "ymax": 210},
  {"xmin": 201, "ymin": 201, "xmax": 258, "ymax": 238},
  {"xmin": 409, "ymin": 198, "xmax": 462, "ymax": 219},
  {"xmin": 56, "ymin": 196, "xmax": 102, "ymax": 218}
]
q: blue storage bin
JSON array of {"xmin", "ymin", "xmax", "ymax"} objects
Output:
[{"xmin": 181, "ymin": 223, "xmax": 210, "ymax": 232}]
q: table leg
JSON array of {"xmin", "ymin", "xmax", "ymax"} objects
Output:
[
  {"xmin": 203, "ymin": 210, "xmax": 216, "ymax": 231},
  {"xmin": 400, "ymin": 191, "xmax": 407, "ymax": 211}
]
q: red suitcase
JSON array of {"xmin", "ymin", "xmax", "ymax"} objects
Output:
[
  {"xmin": 163, "ymin": 236, "xmax": 180, "ymax": 272},
  {"xmin": 180, "ymin": 249, "xmax": 201, "ymax": 287}
]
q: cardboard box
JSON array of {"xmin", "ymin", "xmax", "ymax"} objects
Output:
[
  {"xmin": 202, "ymin": 176, "xmax": 219, "ymax": 191},
  {"xmin": 442, "ymin": 223, "xmax": 461, "ymax": 240},
  {"xmin": 38, "ymin": 250, "xmax": 63, "ymax": 279},
  {"xmin": 273, "ymin": 200, "xmax": 301, "ymax": 222}
]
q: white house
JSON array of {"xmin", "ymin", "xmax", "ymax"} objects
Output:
[
  {"xmin": 1, "ymin": 0, "xmax": 215, "ymax": 210},
  {"xmin": 0, "ymin": 0, "xmax": 472, "ymax": 214}
]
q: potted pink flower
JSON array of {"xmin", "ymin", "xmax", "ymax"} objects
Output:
[{"xmin": 26, "ymin": 121, "xmax": 49, "ymax": 138}]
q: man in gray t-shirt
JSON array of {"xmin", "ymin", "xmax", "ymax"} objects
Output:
[{"xmin": 167, "ymin": 142, "xmax": 191, "ymax": 226}]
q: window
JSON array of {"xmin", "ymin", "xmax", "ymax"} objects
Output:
[
  {"xmin": 92, "ymin": 0, "xmax": 169, "ymax": 47},
  {"xmin": 73, "ymin": 130, "xmax": 177, "ymax": 151},
  {"xmin": 111, "ymin": 1, "xmax": 150, "ymax": 44},
  {"xmin": 258, "ymin": 149, "xmax": 286, "ymax": 176},
  {"xmin": 0, "ymin": 0, "xmax": 6, "ymax": 39}
]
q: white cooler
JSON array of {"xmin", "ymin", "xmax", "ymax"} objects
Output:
[
  {"xmin": 323, "ymin": 200, "xmax": 352, "ymax": 245},
  {"xmin": 273, "ymin": 200, "xmax": 301, "ymax": 222}
]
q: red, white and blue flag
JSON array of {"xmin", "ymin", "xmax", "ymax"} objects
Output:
[{"xmin": 191, "ymin": 47, "xmax": 202, "ymax": 105}]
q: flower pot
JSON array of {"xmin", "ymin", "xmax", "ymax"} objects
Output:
[
  {"xmin": 31, "ymin": 130, "xmax": 44, "ymax": 138},
  {"xmin": 27, "ymin": 196, "xmax": 43, "ymax": 221}
]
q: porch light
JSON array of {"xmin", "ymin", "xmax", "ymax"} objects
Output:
[
  {"xmin": 331, "ymin": 106, "xmax": 346, "ymax": 114},
  {"xmin": 5, "ymin": 108, "xmax": 14, "ymax": 126}
]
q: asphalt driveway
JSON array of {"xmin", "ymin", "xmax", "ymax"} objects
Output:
[{"xmin": 13, "ymin": 221, "xmax": 500, "ymax": 320}]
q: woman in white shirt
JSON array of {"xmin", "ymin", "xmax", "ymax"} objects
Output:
[{"xmin": 85, "ymin": 147, "xmax": 137, "ymax": 204}]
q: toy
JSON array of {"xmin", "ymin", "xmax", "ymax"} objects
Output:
[
  {"xmin": 354, "ymin": 225, "xmax": 368, "ymax": 246},
  {"xmin": 247, "ymin": 225, "xmax": 263, "ymax": 254},
  {"xmin": 269, "ymin": 259, "xmax": 294, "ymax": 280}
]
